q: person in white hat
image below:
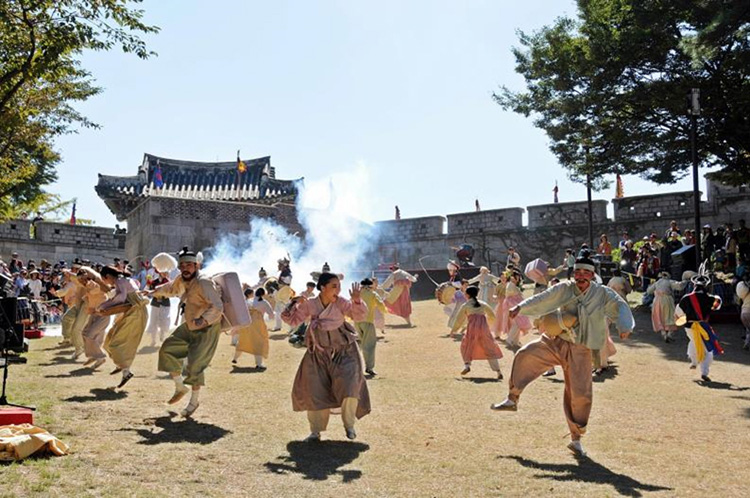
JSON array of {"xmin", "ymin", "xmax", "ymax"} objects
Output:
[
  {"xmin": 490, "ymin": 254, "xmax": 634, "ymax": 457},
  {"xmin": 148, "ymin": 247, "xmax": 224, "ymax": 417}
]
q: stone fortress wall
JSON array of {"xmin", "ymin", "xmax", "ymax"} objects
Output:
[
  {"xmin": 0, "ymin": 219, "xmax": 126, "ymax": 265},
  {"xmin": 368, "ymin": 178, "xmax": 750, "ymax": 273}
]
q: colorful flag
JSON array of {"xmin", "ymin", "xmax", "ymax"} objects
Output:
[
  {"xmin": 69, "ymin": 202, "xmax": 76, "ymax": 225},
  {"xmin": 553, "ymin": 181, "xmax": 559, "ymax": 203},
  {"xmin": 153, "ymin": 161, "xmax": 164, "ymax": 188},
  {"xmin": 237, "ymin": 150, "xmax": 247, "ymax": 173},
  {"xmin": 616, "ymin": 174, "xmax": 624, "ymax": 198}
]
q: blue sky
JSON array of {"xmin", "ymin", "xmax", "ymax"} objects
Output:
[{"xmin": 52, "ymin": 0, "xmax": 700, "ymax": 227}]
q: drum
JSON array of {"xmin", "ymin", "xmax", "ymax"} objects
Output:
[
  {"xmin": 539, "ymin": 309, "xmax": 577, "ymax": 337},
  {"xmin": 435, "ymin": 282, "xmax": 457, "ymax": 305},
  {"xmin": 212, "ymin": 272, "xmax": 252, "ymax": 332},
  {"xmin": 525, "ymin": 258, "xmax": 549, "ymax": 286}
]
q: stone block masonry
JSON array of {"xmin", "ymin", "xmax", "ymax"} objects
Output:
[
  {"xmin": 366, "ymin": 178, "xmax": 750, "ymax": 273},
  {"xmin": 124, "ymin": 197, "xmax": 303, "ymax": 263},
  {"xmin": 0, "ymin": 220, "xmax": 125, "ymax": 265}
]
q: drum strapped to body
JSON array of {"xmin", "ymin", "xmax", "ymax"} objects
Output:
[
  {"xmin": 435, "ymin": 282, "xmax": 457, "ymax": 305},
  {"xmin": 539, "ymin": 309, "xmax": 578, "ymax": 337}
]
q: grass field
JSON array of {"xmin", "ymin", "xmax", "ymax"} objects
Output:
[{"xmin": 3, "ymin": 296, "xmax": 750, "ymax": 497}]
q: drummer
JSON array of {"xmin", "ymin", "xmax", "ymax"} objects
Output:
[{"xmin": 490, "ymin": 254, "xmax": 634, "ymax": 457}]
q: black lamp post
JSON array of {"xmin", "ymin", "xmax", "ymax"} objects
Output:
[
  {"xmin": 585, "ymin": 145, "xmax": 594, "ymax": 249},
  {"xmin": 689, "ymin": 88, "xmax": 701, "ymax": 268}
]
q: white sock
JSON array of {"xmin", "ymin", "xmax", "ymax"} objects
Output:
[
  {"xmin": 122, "ymin": 368, "xmax": 131, "ymax": 377},
  {"xmin": 189, "ymin": 389, "xmax": 200, "ymax": 405},
  {"xmin": 173, "ymin": 375, "xmax": 185, "ymax": 390}
]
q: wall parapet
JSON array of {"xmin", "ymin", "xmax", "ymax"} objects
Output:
[{"xmin": 446, "ymin": 208, "xmax": 524, "ymax": 236}]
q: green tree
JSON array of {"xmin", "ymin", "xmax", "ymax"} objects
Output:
[
  {"xmin": 0, "ymin": 0, "xmax": 158, "ymax": 219},
  {"xmin": 496, "ymin": 0, "xmax": 750, "ymax": 187}
]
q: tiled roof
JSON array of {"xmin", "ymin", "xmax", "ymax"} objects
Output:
[{"xmin": 96, "ymin": 153, "xmax": 300, "ymax": 220}]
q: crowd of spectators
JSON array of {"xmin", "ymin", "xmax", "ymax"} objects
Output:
[
  {"xmin": 589, "ymin": 218, "xmax": 750, "ymax": 290},
  {"xmin": 0, "ymin": 251, "xmax": 141, "ymax": 325}
]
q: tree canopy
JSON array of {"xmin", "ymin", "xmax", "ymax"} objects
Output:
[
  {"xmin": 0, "ymin": 0, "xmax": 158, "ymax": 219},
  {"xmin": 496, "ymin": 0, "xmax": 750, "ymax": 187}
]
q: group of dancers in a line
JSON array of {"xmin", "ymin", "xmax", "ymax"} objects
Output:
[
  {"xmin": 52, "ymin": 245, "xmax": 744, "ymax": 456},
  {"xmin": 53, "ymin": 249, "xmax": 416, "ymax": 434}
]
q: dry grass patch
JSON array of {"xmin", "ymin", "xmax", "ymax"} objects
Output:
[{"xmin": 3, "ymin": 298, "xmax": 750, "ymax": 496}]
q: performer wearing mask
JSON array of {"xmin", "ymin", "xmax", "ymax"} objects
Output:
[
  {"xmin": 149, "ymin": 247, "xmax": 224, "ymax": 418},
  {"xmin": 491, "ymin": 255, "xmax": 634, "ymax": 457},
  {"xmin": 675, "ymin": 270, "xmax": 723, "ymax": 382},
  {"xmin": 354, "ymin": 278, "xmax": 386, "ymax": 377},
  {"xmin": 281, "ymin": 273, "xmax": 370, "ymax": 442},
  {"xmin": 451, "ymin": 286, "xmax": 504, "ymax": 379},
  {"xmin": 92, "ymin": 265, "xmax": 148, "ymax": 389},
  {"xmin": 233, "ymin": 287, "xmax": 274, "ymax": 370},
  {"xmin": 382, "ymin": 264, "xmax": 418, "ymax": 327}
]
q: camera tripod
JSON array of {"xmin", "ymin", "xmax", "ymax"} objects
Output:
[{"xmin": 0, "ymin": 348, "xmax": 35, "ymax": 410}]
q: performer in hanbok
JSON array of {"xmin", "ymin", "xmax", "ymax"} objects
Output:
[
  {"xmin": 77, "ymin": 267, "xmax": 110, "ymax": 370},
  {"xmin": 233, "ymin": 287, "xmax": 275, "ymax": 370},
  {"xmin": 468, "ymin": 266, "xmax": 499, "ymax": 304},
  {"xmin": 281, "ymin": 273, "xmax": 370, "ymax": 442},
  {"xmin": 491, "ymin": 272, "xmax": 508, "ymax": 339},
  {"xmin": 57, "ymin": 263, "xmax": 88, "ymax": 359},
  {"xmin": 272, "ymin": 258, "xmax": 294, "ymax": 331},
  {"xmin": 92, "ymin": 265, "xmax": 148, "ymax": 389},
  {"xmin": 253, "ymin": 267, "xmax": 269, "ymax": 291},
  {"xmin": 675, "ymin": 271, "xmax": 723, "ymax": 381},
  {"xmin": 355, "ymin": 278, "xmax": 386, "ymax": 376},
  {"xmin": 150, "ymin": 247, "xmax": 224, "ymax": 417},
  {"xmin": 447, "ymin": 279, "xmax": 469, "ymax": 336},
  {"xmin": 451, "ymin": 286, "xmax": 503, "ymax": 379},
  {"xmin": 738, "ymin": 274, "xmax": 750, "ymax": 350},
  {"xmin": 500, "ymin": 271, "xmax": 533, "ymax": 349},
  {"xmin": 491, "ymin": 255, "xmax": 634, "ymax": 457},
  {"xmin": 371, "ymin": 277, "xmax": 386, "ymax": 335},
  {"xmin": 590, "ymin": 268, "xmax": 632, "ymax": 375},
  {"xmin": 145, "ymin": 269, "xmax": 172, "ymax": 347},
  {"xmin": 646, "ymin": 271, "xmax": 686, "ymax": 343},
  {"xmin": 301, "ymin": 282, "xmax": 317, "ymax": 299},
  {"xmin": 382, "ymin": 264, "xmax": 418, "ymax": 327}
]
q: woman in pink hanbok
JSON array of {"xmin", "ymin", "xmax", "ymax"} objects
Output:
[
  {"xmin": 281, "ymin": 273, "xmax": 371, "ymax": 442},
  {"xmin": 500, "ymin": 271, "xmax": 532, "ymax": 349},
  {"xmin": 451, "ymin": 286, "xmax": 504, "ymax": 379}
]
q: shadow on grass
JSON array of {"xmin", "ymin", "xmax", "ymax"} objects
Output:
[
  {"xmin": 456, "ymin": 377, "xmax": 502, "ymax": 384},
  {"xmin": 593, "ymin": 365, "xmax": 619, "ymax": 383},
  {"xmin": 44, "ymin": 367, "xmax": 95, "ymax": 378},
  {"xmin": 64, "ymin": 388, "xmax": 128, "ymax": 403},
  {"xmin": 500, "ymin": 454, "xmax": 672, "ymax": 497},
  {"xmin": 265, "ymin": 440, "xmax": 369, "ymax": 482},
  {"xmin": 269, "ymin": 333, "xmax": 288, "ymax": 341},
  {"xmin": 138, "ymin": 345, "xmax": 160, "ymax": 354},
  {"xmin": 386, "ymin": 323, "xmax": 414, "ymax": 329},
  {"xmin": 230, "ymin": 365, "xmax": 265, "ymax": 374},
  {"xmin": 120, "ymin": 415, "xmax": 232, "ymax": 445},
  {"xmin": 693, "ymin": 379, "xmax": 750, "ymax": 391}
]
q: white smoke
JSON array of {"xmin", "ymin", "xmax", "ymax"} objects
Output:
[{"xmin": 203, "ymin": 162, "xmax": 380, "ymax": 290}]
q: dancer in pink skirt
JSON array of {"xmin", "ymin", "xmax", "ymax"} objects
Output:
[
  {"xmin": 500, "ymin": 270, "xmax": 532, "ymax": 349},
  {"xmin": 382, "ymin": 264, "xmax": 418, "ymax": 327},
  {"xmin": 451, "ymin": 286, "xmax": 504, "ymax": 379}
]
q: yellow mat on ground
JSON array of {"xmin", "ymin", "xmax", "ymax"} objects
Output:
[{"xmin": 0, "ymin": 424, "xmax": 69, "ymax": 461}]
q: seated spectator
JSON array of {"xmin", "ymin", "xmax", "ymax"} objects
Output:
[{"xmin": 597, "ymin": 234, "xmax": 613, "ymax": 260}]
